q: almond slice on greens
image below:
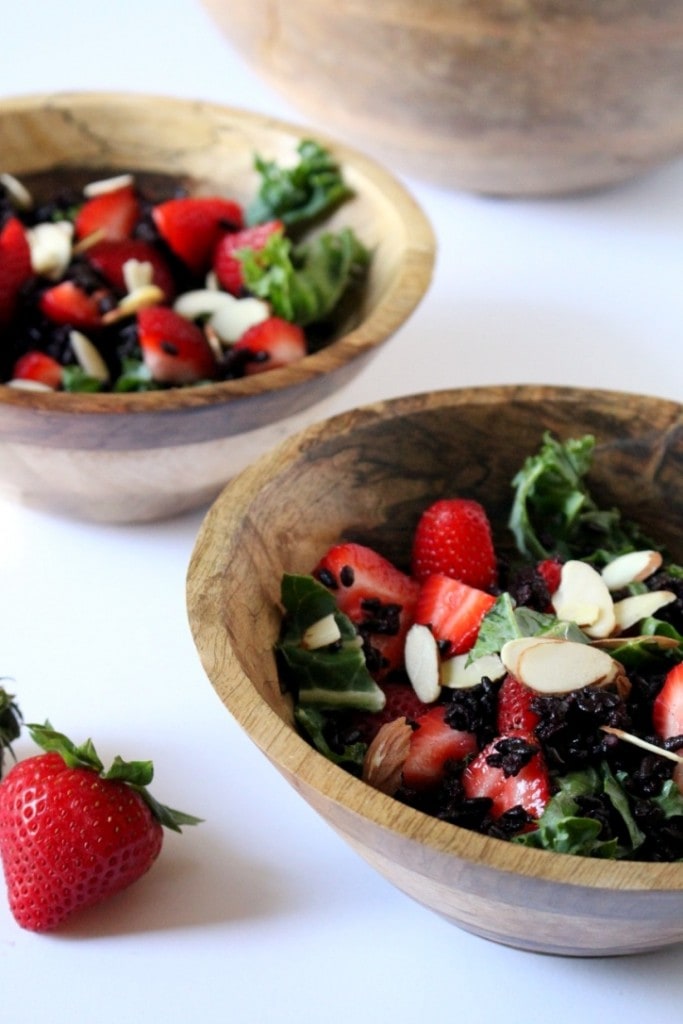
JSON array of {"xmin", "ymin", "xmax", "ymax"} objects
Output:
[
  {"xmin": 601, "ymin": 549, "xmax": 663, "ymax": 591},
  {"xmin": 500, "ymin": 636, "xmax": 619, "ymax": 694},
  {"xmin": 69, "ymin": 330, "xmax": 110, "ymax": 383},
  {"xmin": 612, "ymin": 590, "xmax": 676, "ymax": 633},
  {"xmin": 404, "ymin": 623, "xmax": 441, "ymax": 703},
  {"xmin": 551, "ymin": 560, "xmax": 616, "ymax": 639},
  {"xmin": 440, "ymin": 652, "xmax": 506, "ymax": 690},
  {"xmin": 301, "ymin": 613, "xmax": 342, "ymax": 651}
]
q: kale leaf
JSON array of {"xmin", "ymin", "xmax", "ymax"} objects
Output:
[{"xmin": 247, "ymin": 139, "xmax": 353, "ymax": 229}]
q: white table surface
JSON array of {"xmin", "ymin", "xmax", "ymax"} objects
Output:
[{"xmin": 1, "ymin": 2, "xmax": 682, "ymax": 1020}]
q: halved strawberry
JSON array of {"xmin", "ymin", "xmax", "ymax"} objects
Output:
[
  {"xmin": 137, "ymin": 306, "xmax": 218, "ymax": 385},
  {"xmin": 11, "ymin": 351, "xmax": 63, "ymax": 389},
  {"xmin": 411, "ymin": 498, "xmax": 498, "ymax": 590},
  {"xmin": 313, "ymin": 542, "xmax": 419, "ymax": 677},
  {"xmin": 152, "ymin": 196, "xmax": 243, "ymax": 276},
  {"xmin": 0, "ymin": 216, "xmax": 32, "ymax": 328},
  {"xmin": 414, "ymin": 574, "xmax": 496, "ymax": 655},
  {"xmin": 74, "ymin": 184, "xmax": 139, "ymax": 242},
  {"xmin": 213, "ymin": 220, "xmax": 284, "ymax": 295},
  {"xmin": 350, "ymin": 681, "xmax": 431, "ymax": 744},
  {"xmin": 496, "ymin": 674, "xmax": 540, "ymax": 735},
  {"xmin": 653, "ymin": 663, "xmax": 683, "ymax": 739},
  {"xmin": 86, "ymin": 239, "xmax": 176, "ymax": 301},
  {"xmin": 232, "ymin": 316, "xmax": 307, "ymax": 375},
  {"xmin": 402, "ymin": 704, "xmax": 478, "ymax": 790},
  {"xmin": 38, "ymin": 280, "xmax": 104, "ymax": 330},
  {"xmin": 652, "ymin": 662, "xmax": 683, "ymax": 791},
  {"xmin": 462, "ymin": 733, "xmax": 551, "ymax": 820}
]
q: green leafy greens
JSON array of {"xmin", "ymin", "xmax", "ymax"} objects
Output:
[{"xmin": 247, "ymin": 139, "xmax": 353, "ymax": 229}]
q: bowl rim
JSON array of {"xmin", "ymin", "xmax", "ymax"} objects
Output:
[
  {"xmin": 188, "ymin": 382, "xmax": 683, "ymax": 894},
  {"xmin": 0, "ymin": 89, "xmax": 435, "ymax": 416}
]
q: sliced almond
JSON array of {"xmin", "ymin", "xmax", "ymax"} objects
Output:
[
  {"xmin": 27, "ymin": 221, "xmax": 73, "ymax": 279},
  {"xmin": 551, "ymin": 560, "xmax": 616, "ymax": 639},
  {"xmin": 210, "ymin": 296, "xmax": 270, "ymax": 344},
  {"xmin": 301, "ymin": 613, "xmax": 342, "ymax": 651},
  {"xmin": 601, "ymin": 550, "xmax": 663, "ymax": 591},
  {"xmin": 440, "ymin": 652, "xmax": 506, "ymax": 689},
  {"xmin": 173, "ymin": 289, "xmax": 235, "ymax": 320},
  {"xmin": 601, "ymin": 726, "xmax": 683, "ymax": 764},
  {"xmin": 72, "ymin": 227, "xmax": 106, "ymax": 253},
  {"xmin": 102, "ymin": 284, "xmax": 164, "ymax": 324},
  {"xmin": 83, "ymin": 173, "xmax": 134, "ymax": 197},
  {"xmin": 612, "ymin": 590, "xmax": 676, "ymax": 633},
  {"xmin": 0, "ymin": 172, "xmax": 33, "ymax": 210},
  {"xmin": 6, "ymin": 378, "xmax": 53, "ymax": 391},
  {"xmin": 404, "ymin": 623, "xmax": 441, "ymax": 703},
  {"xmin": 122, "ymin": 258, "xmax": 153, "ymax": 293},
  {"xmin": 501, "ymin": 636, "xmax": 619, "ymax": 694},
  {"xmin": 362, "ymin": 717, "xmax": 412, "ymax": 795},
  {"xmin": 69, "ymin": 331, "xmax": 109, "ymax": 383}
]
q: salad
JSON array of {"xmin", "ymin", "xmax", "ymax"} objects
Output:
[
  {"xmin": 276, "ymin": 433, "xmax": 683, "ymax": 862},
  {"xmin": 0, "ymin": 140, "xmax": 370, "ymax": 392}
]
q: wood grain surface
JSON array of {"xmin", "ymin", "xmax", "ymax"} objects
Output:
[
  {"xmin": 187, "ymin": 384, "xmax": 683, "ymax": 955},
  {"xmin": 202, "ymin": 0, "xmax": 683, "ymax": 195}
]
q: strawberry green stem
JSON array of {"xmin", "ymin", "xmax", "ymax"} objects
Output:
[{"xmin": 28, "ymin": 722, "xmax": 202, "ymax": 833}]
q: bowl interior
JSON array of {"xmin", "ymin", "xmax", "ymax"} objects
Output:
[
  {"xmin": 0, "ymin": 92, "xmax": 434, "ymax": 447},
  {"xmin": 187, "ymin": 384, "xmax": 683, "ymax": 879}
]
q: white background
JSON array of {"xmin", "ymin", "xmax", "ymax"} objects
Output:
[{"xmin": 1, "ymin": 2, "xmax": 682, "ymax": 1021}]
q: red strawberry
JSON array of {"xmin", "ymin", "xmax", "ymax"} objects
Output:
[
  {"xmin": 402, "ymin": 704, "xmax": 478, "ymax": 790},
  {"xmin": 411, "ymin": 498, "xmax": 498, "ymax": 590},
  {"xmin": 653, "ymin": 662, "xmax": 683, "ymax": 791},
  {"xmin": 313, "ymin": 542, "xmax": 419, "ymax": 677},
  {"xmin": 137, "ymin": 306, "xmax": 218, "ymax": 385},
  {"xmin": 496, "ymin": 674, "xmax": 540, "ymax": 735},
  {"xmin": 38, "ymin": 280, "xmax": 105, "ymax": 330},
  {"xmin": 462, "ymin": 734, "xmax": 551, "ymax": 821},
  {"xmin": 537, "ymin": 557, "xmax": 563, "ymax": 600},
  {"xmin": 232, "ymin": 316, "xmax": 307, "ymax": 374},
  {"xmin": 86, "ymin": 239, "xmax": 176, "ymax": 301},
  {"xmin": 213, "ymin": 220, "xmax": 283, "ymax": 295},
  {"xmin": 11, "ymin": 350, "xmax": 63, "ymax": 389},
  {"xmin": 0, "ymin": 724, "xmax": 200, "ymax": 932},
  {"xmin": 152, "ymin": 196, "xmax": 243, "ymax": 275},
  {"xmin": 74, "ymin": 183, "xmax": 140, "ymax": 242},
  {"xmin": 351, "ymin": 681, "xmax": 431, "ymax": 744},
  {"xmin": 414, "ymin": 574, "xmax": 496, "ymax": 655},
  {"xmin": 0, "ymin": 216, "xmax": 32, "ymax": 328}
]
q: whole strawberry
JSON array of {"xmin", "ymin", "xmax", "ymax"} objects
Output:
[
  {"xmin": 0, "ymin": 723, "xmax": 200, "ymax": 932},
  {"xmin": 411, "ymin": 497, "xmax": 498, "ymax": 591}
]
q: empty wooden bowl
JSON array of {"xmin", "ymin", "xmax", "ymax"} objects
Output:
[
  {"xmin": 202, "ymin": 0, "xmax": 683, "ymax": 195},
  {"xmin": 187, "ymin": 384, "xmax": 683, "ymax": 956},
  {"xmin": 0, "ymin": 92, "xmax": 434, "ymax": 522}
]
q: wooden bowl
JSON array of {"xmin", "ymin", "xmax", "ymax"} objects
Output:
[
  {"xmin": 0, "ymin": 92, "xmax": 434, "ymax": 522},
  {"xmin": 202, "ymin": 0, "xmax": 683, "ymax": 195},
  {"xmin": 187, "ymin": 384, "xmax": 683, "ymax": 956}
]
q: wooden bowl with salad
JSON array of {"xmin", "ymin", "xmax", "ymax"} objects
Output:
[
  {"xmin": 0, "ymin": 92, "xmax": 434, "ymax": 522},
  {"xmin": 187, "ymin": 384, "xmax": 683, "ymax": 957}
]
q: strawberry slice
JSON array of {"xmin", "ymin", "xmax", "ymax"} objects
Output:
[
  {"xmin": 462, "ymin": 734, "xmax": 551, "ymax": 820},
  {"xmin": 496, "ymin": 674, "xmax": 540, "ymax": 735},
  {"xmin": 213, "ymin": 220, "xmax": 284, "ymax": 295},
  {"xmin": 350, "ymin": 681, "xmax": 431, "ymax": 744},
  {"xmin": 232, "ymin": 316, "xmax": 307, "ymax": 375},
  {"xmin": 537, "ymin": 557, "xmax": 563, "ymax": 601},
  {"xmin": 38, "ymin": 280, "xmax": 104, "ymax": 331},
  {"xmin": 11, "ymin": 351, "xmax": 63, "ymax": 389},
  {"xmin": 0, "ymin": 216, "xmax": 32, "ymax": 328},
  {"xmin": 137, "ymin": 306, "xmax": 218, "ymax": 385},
  {"xmin": 411, "ymin": 497, "xmax": 498, "ymax": 590},
  {"xmin": 414, "ymin": 574, "xmax": 496, "ymax": 655},
  {"xmin": 652, "ymin": 662, "xmax": 683, "ymax": 791},
  {"xmin": 152, "ymin": 196, "xmax": 243, "ymax": 276},
  {"xmin": 402, "ymin": 704, "xmax": 478, "ymax": 790},
  {"xmin": 313, "ymin": 542, "xmax": 419, "ymax": 677},
  {"xmin": 74, "ymin": 183, "xmax": 139, "ymax": 242},
  {"xmin": 86, "ymin": 239, "xmax": 176, "ymax": 301}
]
